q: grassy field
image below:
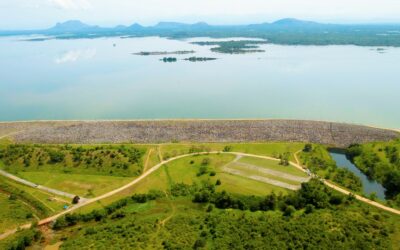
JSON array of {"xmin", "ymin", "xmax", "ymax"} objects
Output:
[
  {"xmin": 0, "ymin": 144, "xmax": 150, "ymax": 177},
  {"xmin": 159, "ymin": 142, "xmax": 304, "ymax": 161},
  {"xmin": 0, "ymin": 192, "xmax": 36, "ymax": 234},
  {"xmin": 227, "ymin": 164, "xmax": 302, "ymax": 186},
  {"xmin": 135, "ymin": 154, "xmax": 290, "ymax": 195},
  {"xmin": 0, "ymin": 176, "xmax": 69, "ymax": 214},
  {"xmin": 238, "ymin": 156, "xmax": 308, "ymax": 177},
  {"xmin": 77, "ymin": 153, "xmax": 291, "ymax": 213},
  {"xmin": 17, "ymin": 172, "xmax": 135, "ymax": 197}
]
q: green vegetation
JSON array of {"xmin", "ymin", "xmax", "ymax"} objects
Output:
[
  {"xmin": 159, "ymin": 142, "xmax": 304, "ymax": 161},
  {"xmin": 133, "ymin": 50, "xmax": 195, "ymax": 56},
  {"xmin": 0, "ymin": 192, "xmax": 36, "ymax": 234},
  {"xmin": 0, "ymin": 175, "xmax": 70, "ymax": 214},
  {"xmin": 0, "ymin": 228, "xmax": 42, "ymax": 250},
  {"xmin": 184, "ymin": 57, "xmax": 217, "ymax": 62},
  {"xmin": 346, "ymin": 139, "xmax": 400, "ymax": 206},
  {"xmin": 192, "ymin": 40, "xmax": 268, "ymax": 54},
  {"xmin": 239, "ymin": 156, "xmax": 306, "ymax": 177},
  {"xmin": 300, "ymin": 144, "xmax": 362, "ymax": 192},
  {"xmin": 135, "ymin": 154, "xmax": 289, "ymax": 196},
  {"xmin": 17, "ymin": 179, "xmax": 400, "ymax": 249},
  {"xmin": 1, "ymin": 141, "xmax": 400, "ymax": 249},
  {"xmin": 17, "ymin": 172, "xmax": 133, "ymax": 197},
  {"xmin": 161, "ymin": 57, "xmax": 177, "ymax": 62},
  {"xmin": 0, "ymin": 144, "xmax": 145, "ymax": 177},
  {"xmin": 0, "ymin": 176, "xmax": 51, "ymax": 218}
]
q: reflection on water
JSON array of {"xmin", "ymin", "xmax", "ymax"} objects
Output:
[
  {"xmin": 0, "ymin": 36, "xmax": 399, "ymax": 128},
  {"xmin": 329, "ymin": 151, "xmax": 386, "ymax": 200},
  {"xmin": 55, "ymin": 48, "xmax": 97, "ymax": 64}
]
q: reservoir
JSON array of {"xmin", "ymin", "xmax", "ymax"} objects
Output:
[
  {"xmin": 0, "ymin": 36, "xmax": 399, "ymax": 129},
  {"xmin": 329, "ymin": 151, "xmax": 386, "ymax": 200}
]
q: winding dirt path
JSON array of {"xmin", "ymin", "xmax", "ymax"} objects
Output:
[{"xmin": 1, "ymin": 150, "xmax": 399, "ymax": 241}]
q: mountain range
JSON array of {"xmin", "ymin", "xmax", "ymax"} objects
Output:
[{"xmin": 1, "ymin": 18, "xmax": 400, "ymax": 47}]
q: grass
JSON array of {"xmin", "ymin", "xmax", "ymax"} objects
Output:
[
  {"xmin": 0, "ymin": 144, "xmax": 149, "ymax": 177},
  {"xmin": 76, "ymin": 153, "xmax": 291, "ymax": 213},
  {"xmin": 28, "ymin": 194, "xmax": 400, "ymax": 250},
  {"xmin": 16, "ymin": 172, "xmax": 135, "ymax": 198},
  {"xmin": 0, "ymin": 176, "xmax": 69, "ymax": 214},
  {"xmin": 130, "ymin": 154, "xmax": 291, "ymax": 196},
  {"xmin": 227, "ymin": 164, "xmax": 302, "ymax": 186},
  {"xmin": 0, "ymin": 192, "xmax": 36, "ymax": 234},
  {"xmin": 215, "ymin": 173, "xmax": 288, "ymax": 195},
  {"xmin": 159, "ymin": 142, "xmax": 304, "ymax": 161},
  {"xmin": 238, "ymin": 156, "xmax": 308, "ymax": 177}
]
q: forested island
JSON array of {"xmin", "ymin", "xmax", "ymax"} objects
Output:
[
  {"xmin": 192, "ymin": 40, "xmax": 268, "ymax": 54},
  {"xmin": 184, "ymin": 57, "xmax": 217, "ymax": 61},
  {"xmin": 160, "ymin": 57, "xmax": 217, "ymax": 62},
  {"xmin": 133, "ymin": 50, "xmax": 195, "ymax": 56},
  {"xmin": 161, "ymin": 57, "xmax": 177, "ymax": 62}
]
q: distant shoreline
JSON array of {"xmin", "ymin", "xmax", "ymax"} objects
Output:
[{"xmin": 2, "ymin": 18, "xmax": 400, "ymax": 47}]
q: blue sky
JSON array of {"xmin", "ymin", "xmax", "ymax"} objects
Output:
[{"xmin": 1, "ymin": 0, "xmax": 400, "ymax": 29}]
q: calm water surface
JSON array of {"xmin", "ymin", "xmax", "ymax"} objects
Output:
[
  {"xmin": 329, "ymin": 152, "xmax": 386, "ymax": 200},
  {"xmin": 0, "ymin": 36, "xmax": 399, "ymax": 128}
]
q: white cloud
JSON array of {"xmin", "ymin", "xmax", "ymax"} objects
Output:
[
  {"xmin": 55, "ymin": 48, "xmax": 96, "ymax": 64},
  {"xmin": 48, "ymin": 0, "xmax": 91, "ymax": 10}
]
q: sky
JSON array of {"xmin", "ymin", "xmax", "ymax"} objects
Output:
[{"xmin": 1, "ymin": 0, "xmax": 400, "ymax": 29}]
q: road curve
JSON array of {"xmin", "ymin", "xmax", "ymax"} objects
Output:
[
  {"xmin": 1, "ymin": 150, "xmax": 399, "ymax": 241},
  {"xmin": 35, "ymin": 151, "xmax": 400, "ymax": 221},
  {"xmin": 0, "ymin": 170, "xmax": 80, "ymax": 200}
]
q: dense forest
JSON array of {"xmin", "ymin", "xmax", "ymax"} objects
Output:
[{"xmin": 3, "ymin": 179, "xmax": 398, "ymax": 250}]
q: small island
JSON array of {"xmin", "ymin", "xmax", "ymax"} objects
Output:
[
  {"xmin": 133, "ymin": 50, "xmax": 195, "ymax": 56},
  {"xmin": 191, "ymin": 40, "xmax": 268, "ymax": 54},
  {"xmin": 160, "ymin": 57, "xmax": 177, "ymax": 62},
  {"xmin": 183, "ymin": 57, "xmax": 217, "ymax": 62}
]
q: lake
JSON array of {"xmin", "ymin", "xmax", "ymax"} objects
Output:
[
  {"xmin": 329, "ymin": 151, "xmax": 386, "ymax": 200},
  {"xmin": 0, "ymin": 36, "xmax": 399, "ymax": 128}
]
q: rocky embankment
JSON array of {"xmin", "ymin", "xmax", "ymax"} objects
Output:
[{"xmin": 0, "ymin": 120, "xmax": 398, "ymax": 147}]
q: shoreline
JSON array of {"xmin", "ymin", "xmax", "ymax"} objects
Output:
[
  {"xmin": 0, "ymin": 118, "xmax": 399, "ymax": 133},
  {"xmin": 1, "ymin": 119, "xmax": 398, "ymax": 147}
]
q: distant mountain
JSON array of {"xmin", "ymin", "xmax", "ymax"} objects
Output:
[
  {"xmin": 129, "ymin": 23, "xmax": 144, "ymax": 30},
  {"xmin": 1, "ymin": 18, "xmax": 400, "ymax": 47},
  {"xmin": 48, "ymin": 20, "xmax": 100, "ymax": 32},
  {"xmin": 272, "ymin": 18, "xmax": 321, "ymax": 26}
]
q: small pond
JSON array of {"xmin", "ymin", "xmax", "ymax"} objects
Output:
[{"xmin": 329, "ymin": 151, "xmax": 386, "ymax": 200}]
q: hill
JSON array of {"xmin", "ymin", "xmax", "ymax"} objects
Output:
[{"xmin": 1, "ymin": 18, "xmax": 400, "ymax": 46}]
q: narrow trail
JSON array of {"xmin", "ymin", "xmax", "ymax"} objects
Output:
[
  {"xmin": 294, "ymin": 150, "xmax": 302, "ymax": 166},
  {"xmin": 1, "ymin": 150, "xmax": 399, "ymax": 241},
  {"xmin": 159, "ymin": 193, "xmax": 176, "ymax": 228},
  {"xmin": 142, "ymin": 148, "xmax": 154, "ymax": 173}
]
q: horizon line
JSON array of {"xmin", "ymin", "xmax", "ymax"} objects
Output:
[{"xmin": 2, "ymin": 17, "xmax": 400, "ymax": 31}]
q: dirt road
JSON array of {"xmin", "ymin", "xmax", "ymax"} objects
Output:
[{"xmin": 1, "ymin": 150, "xmax": 399, "ymax": 241}]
